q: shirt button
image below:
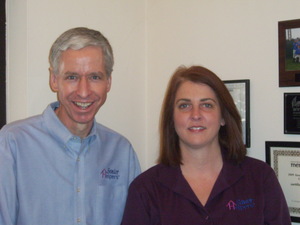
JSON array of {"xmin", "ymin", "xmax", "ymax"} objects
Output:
[
  {"xmin": 77, "ymin": 157, "xmax": 80, "ymax": 162},
  {"xmin": 77, "ymin": 218, "xmax": 81, "ymax": 223},
  {"xmin": 77, "ymin": 188, "xmax": 81, "ymax": 192}
]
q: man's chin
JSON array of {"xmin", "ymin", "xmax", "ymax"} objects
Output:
[{"xmin": 75, "ymin": 118, "xmax": 94, "ymax": 125}]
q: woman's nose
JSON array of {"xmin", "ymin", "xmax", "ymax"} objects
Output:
[{"xmin": 191, "ymin": 108, "xmax": 201, "ymax": 120}]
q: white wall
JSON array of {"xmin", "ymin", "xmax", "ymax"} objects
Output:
[
  {"xmin": 146, "ymin": 2, "xmax": 300, "ymax": 224},
  {"xmin": 6, "ymin": 1, "xmax": 300, "ymax": 223},
  {"xmin": 146, "ymin": 0, "xmax": 300, "ymax": 166},
  {"xmin": 6, "ymin": 0, "xmax": 147, "ymax": 168}
]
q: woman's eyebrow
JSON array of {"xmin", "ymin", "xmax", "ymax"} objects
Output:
[
  {"xmin": 200, "ymin": 98, "xmax": 217, "ymax": 103},
  {"xmin": 175, "ymin": 98, "xmax": 217, "ymax": 105},
  {"xmin": 175, "ymin": 98, "xmax": 191, "ymax": 104}
]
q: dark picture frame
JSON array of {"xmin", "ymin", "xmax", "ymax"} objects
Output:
[
  {"xmin": 284, "ymin": 93, "xmax": 300, "ymax": 134},
  {"xmin": 0, "ymin": 0, "xmax": 5, "ymax": 128},
  {"xmin": 266, "ymin": 141, "xmax": 300, "ymax": 222},
  {"xmin": 278, "ymin": 19, "xmax": 300, "ymax": 87},
  {"xmin": 224, "ymin": 79, "xmax": 250, "ymax": 147}
]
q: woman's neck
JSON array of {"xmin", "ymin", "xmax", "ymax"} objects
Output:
[{"xmin": 180, "ymin": 144, "xmax": 223, "ymax": 171}]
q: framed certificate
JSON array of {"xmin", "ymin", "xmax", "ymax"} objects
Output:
[
  {"xmin": 224, "ymin": 79, "xmax": 250, "ymax": 147},
  {"xmin": 284, "ymin": 93, "xmax": 300, "ymax": 134},
  {"xmin": 266, "ymin": 141, "xmax": 300, "ymax": 222}
]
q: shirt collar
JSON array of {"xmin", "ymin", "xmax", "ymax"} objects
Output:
[
  {"xmin": 156, "ymin": 155, "xmax": 245, "ymax": 207},
  {"xmin": 43, "ymin": 102, "xmax": 97, "ymax": 145},
  {"xmin": 209, "ymin": 157, "xmax": 244, "ymax": 201},
  {"xmin": 157, "ymin": 165, "xmax": 201, "ymax": 206}
]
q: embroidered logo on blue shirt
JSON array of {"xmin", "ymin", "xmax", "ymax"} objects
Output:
[
  {"xmin": 226, "ymin": 198, "xmax": 255, "ymax": 211},
  {"xmin": 100, "ymin": 168, "xmax": 120, "ymax": 180}
]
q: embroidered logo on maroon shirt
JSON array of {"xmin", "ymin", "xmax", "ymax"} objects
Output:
[{"xmin": 226, "ymin": 198, "xmax": 255, "ymax": 211}]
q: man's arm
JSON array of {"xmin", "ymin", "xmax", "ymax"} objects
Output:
[{"xmin": 0, "ymin": 131, "xmax": 18, "ymax": 225}]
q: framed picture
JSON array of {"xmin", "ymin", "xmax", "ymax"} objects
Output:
[
  {"xmin": 278, "ymin": 19, "xmax": 300, "ymax": 87},
  {"xmin": 284, "ymin": 93, "xmax": 300, "ymax": 134},
  {"xmin": 266, "ymin": 141, "xmax": 300, "ymax": 222},
  {"xmin": 0, "ymin": 0, "xmax": 5, "ymax": 129},
  {"xmin": 224, "ymin": 79, "xmax": 250, "ymax": 147}
]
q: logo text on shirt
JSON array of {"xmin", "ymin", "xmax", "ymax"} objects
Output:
[
  {"xmin": 101, "ymin": 168, "xmax": 120, "ymax": 180},
  {"xmin": 226, "ymin": 198, "xmax": 255, "ymax": 211}
]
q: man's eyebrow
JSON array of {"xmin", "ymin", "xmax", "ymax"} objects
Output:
[
  {"xmin": 64, "ymin": 71, "xmax": 79, "ymax": 76},
  {"xmin": 63, "ymin": 71, "xmax": 105, "ymax": 76},
  {"xmin": 89, "ymin": 71, "xmax": 105, "ymax": 76}
]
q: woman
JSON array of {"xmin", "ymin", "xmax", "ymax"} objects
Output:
[{"xmin": 121, "ymin": 66, "xmax": 291, "ymax": 225}]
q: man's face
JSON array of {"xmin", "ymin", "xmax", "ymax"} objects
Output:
[{"xmin": 50, "ymin": 46, "xmax": 111, "ymax": 136}]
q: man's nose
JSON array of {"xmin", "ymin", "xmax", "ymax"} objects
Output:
[{"xmin": 77, "ymin": 77, "xmax": 90, "ymax": 97}]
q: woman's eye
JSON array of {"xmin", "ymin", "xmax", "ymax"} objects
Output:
[
  {"xmin": 202, "ymin": 103, "xmax": 213, "ymax": 108},
  {"xmin": 178, "ymin": 103, "xmax": 190, "ymax": 109}
]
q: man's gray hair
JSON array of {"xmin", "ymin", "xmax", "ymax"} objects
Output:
[{"xmin": 49, "ymin": 27, "xmax": 114, "ymax": 76}]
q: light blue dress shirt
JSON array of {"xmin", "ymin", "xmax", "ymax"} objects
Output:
[{"xmin": 0, "ymin": 102, "xmax": 141, "ymax": 225}]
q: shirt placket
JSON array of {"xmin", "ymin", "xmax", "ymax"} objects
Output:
[{"xmin": 68, "ymin": 137, "xmax": 89, "ymax": 225}]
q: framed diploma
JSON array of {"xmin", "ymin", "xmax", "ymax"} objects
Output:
[
  {"xmin": 224, "ymin": 79, "xmax": 250, "ymax": 147},
  {"xmin": 284, "ymin": 93, "xmax": 300, "ymax": 134},
  {"xmin": 266, "ymin": 141, "xmax": 300, "ymax": 222}
]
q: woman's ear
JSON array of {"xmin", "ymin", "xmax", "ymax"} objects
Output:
[{"xmin": 221, "ymin": 118, "xmax": 225, "ymax": 126}]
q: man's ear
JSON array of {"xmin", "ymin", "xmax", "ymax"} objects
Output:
[
  {"xmin": 49, "ymin": 68, "xmax": 58, "ymax": 92},
  {"xmin": 106, "ymin": 76, "xmax": 112, "ymax": 92}
]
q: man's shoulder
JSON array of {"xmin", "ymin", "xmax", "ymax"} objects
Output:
[
  {"xmin": 94, "ymin": 122, "xmax": 130, "ymax": 142},
  {"xmin": 94, "ymin": 122, "xmax": 118, "ymax": 134},
  {"xmin": 0, "ymin": 114, "xmax": 43, "ymax": 135}
]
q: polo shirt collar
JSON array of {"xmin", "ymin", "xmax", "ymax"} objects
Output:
[
  {"xmin": 156, "ymin": 155, "xmax": 245, "ymax": 207},
  {"xmin": 157, "ymin": 165, "xmax": 201, "ymax": 206},
  {"xmin": 209, "ymin": 158, "xmax": 244, "ymax": 202}
]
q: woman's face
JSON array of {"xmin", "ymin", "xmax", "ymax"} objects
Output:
[{"xmin": 173, "ymin": 81, "xmax": 225, "ymax": 152}]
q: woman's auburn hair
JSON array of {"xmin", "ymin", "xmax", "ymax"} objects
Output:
[{"xmin": 157, "ymin": 65, "xmax": 246, "ymax": 166}]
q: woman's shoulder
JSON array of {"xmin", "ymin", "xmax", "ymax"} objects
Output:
[
  {"xmin": 240, "ymin": 156, "xmax": 275, "ymax": 176},
  {"xmin": 129, "ymin": 164, "xmax": 178, "ymax": 190},
  {"xmin": 242, "ymin": 156, "xmax": 270, "ymax": 167},
  {"xmin": 133, "ymin": 164, "xmax": 171, "ymax": 181}
]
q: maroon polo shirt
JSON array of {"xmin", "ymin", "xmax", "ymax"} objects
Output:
[{"xmin": 121, "ymin": 156, "xmax": 291, "ymax": 225}]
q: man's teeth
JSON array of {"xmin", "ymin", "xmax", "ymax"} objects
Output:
[{"xmin": 75, "ymin": 102, "xmax": 92, "ymax": 109}]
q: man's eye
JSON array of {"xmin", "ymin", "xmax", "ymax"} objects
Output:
[
  {"xmin": 88, "ymin": 73, "xmax": 104, "ymax": 81},
  {"xmin": 91, "ymin": 75, "xmax": 101, "ymax": 80},
  {"xmin": 67, "ymin": 75, "xmax": 77, "ymax": 80}
]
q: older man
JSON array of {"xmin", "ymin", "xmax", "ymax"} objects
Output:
[{"xmin": 0, "ymin": 27, "xmax": 141, "ymax": 225}]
